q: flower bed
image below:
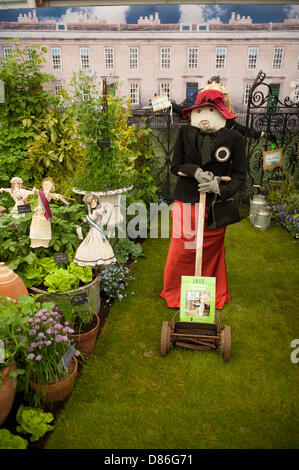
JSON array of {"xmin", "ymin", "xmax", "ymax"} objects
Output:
[{"xmin": 270, "ymin": 203, "xmax": 299, "ymax": 239}]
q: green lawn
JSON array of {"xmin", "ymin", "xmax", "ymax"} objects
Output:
[{"xmin": 45, "ymin": 218, "xmax": 299, "ymax": 449}]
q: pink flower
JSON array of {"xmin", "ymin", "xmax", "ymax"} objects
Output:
[
  {"xmin": 35, "ymin": 355, "xmax": 42, "ymax": 361},
  {"xmin": 27, "ymin": 353, "xmax": 35, "ymax": 360},
  {"xmin": 45, "ymin": 340, "xmax": 52, "ymax": 346}
]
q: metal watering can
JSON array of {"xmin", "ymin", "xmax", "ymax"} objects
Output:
[{"xmin": 252, "ymin": 206, "xmax": 272, "ymax": 231}]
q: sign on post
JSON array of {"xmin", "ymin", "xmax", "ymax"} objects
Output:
[
  {"xmin": 263, "ymin": 148, "xmax": 283, "ymax": 170},
  {"xmin": 151, "ymin": 94, "xmax": 172, "ymax": 112}
]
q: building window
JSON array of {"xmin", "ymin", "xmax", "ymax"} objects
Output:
[
  {"xmin": 3, "ymin": 47, "xmax": 12, "ymax": 58},
  {"xmin": 180, "ymin": 24, "xmax": 191, "ymax": 31},
  {"xmin": 160, "ymin": 82, "xmax": 170, "ymax": 99},
  {"xmin": 129, "ymin": 82, "xmax": 140, "ymax": 105},
  {"xmin": 198, "ymin": 24, "xmax": 208, "ymax": 31},
  {"xmin": 80, "ymin": 48, "xmax": 90, "ymax": 69},
  {"xmin": 244, "ymin": 83, "xmax": 252, "ymax": 105},
  {"xmin": 51, "ymin": 48, "xmax": 62, "ymax": 71},
  {"xmin": 292, "ymin": 84, "xmax": 299, "ymax": 103},
  {"xmin": 247, "ymin": 48, "xmax": 258, "ymax": 70},
  {"xmin": 188, "ymin": 48, "xmax": 199, "ymax": 69},
  {"xmin": 56, "ymin": 23, "xmax": 66, "ymax": 31},
  {"xmin": 272, "ymin": 47, "xmax": 284, "ymax": 70},
  {"xmin": 104, "ymin": 48, "xmax": 114, "ymax": 69},
  {"xmin": 129, "ymin": 48, "xmax": 139, "ymax": 69},
  {"xmin": 54, "ymin": 84, "xmax": 63, "ymax": 95},
  {"xmin": 160, "ymin": 48, "xmax": 171, "ymax": 69},
  {"xmin": 215, "ymin": 48, "xmax": 227, "ymax": 70}
]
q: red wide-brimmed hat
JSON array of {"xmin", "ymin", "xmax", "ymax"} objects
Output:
[{"xmin": 182, "ymin": 89, "xmax": 236, "ymax": 121}]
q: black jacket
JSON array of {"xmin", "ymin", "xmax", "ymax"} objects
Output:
[{"xmin": 171, "ymin": 126, "xmax": 247, "ymax": 205}]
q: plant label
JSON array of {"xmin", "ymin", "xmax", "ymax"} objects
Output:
[
  {"xmin": 70, "ymin": 292, "xmax": 88, "ymax": 305},
  {"xmin": 58, "ymin": 347, "xmax": 75, "ymax": 373},
  {"xmin": 97, "ymin": 139, "xmax": 110, "ymax": 148},
  {"xmin": 17, "ymin": 204, "xmax": 31, "ymax": 214},
  {"xmin": 54, "ymin": 253, "xmax": 69, "ymax": 264}
]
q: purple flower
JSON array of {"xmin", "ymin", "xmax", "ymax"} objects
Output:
[
  {"xmin": 29, "ymin": 329, "xmax": 37, "ymax": 336},
  {"xmin": 35, "ymin": 355, "xmax": 42, "ymax": 361},
  {"xmin": 37, "ymin": 332, "xmax": 45, "ymax": 339},
  {"xmin": 74, "ymin": 350, "xmax": 80, "ymax": 357},
  {"xmin": 46, "ymin": 328, "xmax": 53, "ymax": 335},
  {"xmin": 45, "ymin": 340, "xmax": 52, "ymax": 346},
  {"xmin": 27, "ymin": 353, "xmax": 35, "ymax": 360},
  {"xmin": 55, "ymin": 335, "xmax": 63, "ymax": 342},
  {"xmin": 30, "ymin": 342, "xmax": 37, "ymax": 349}
]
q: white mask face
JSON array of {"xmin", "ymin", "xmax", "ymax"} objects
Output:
[{"xmin": 191, "ymin": 106, "xmax": 226, "ymax": 133}]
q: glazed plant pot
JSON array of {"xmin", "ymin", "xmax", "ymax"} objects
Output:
[
  {"xmin": 68, "ymin": 314, "xmax": 100, "ymax": 354},
  {"xmin": 0, "ymin": 262, "xmax": 28, "ymax": 302},
  {"xmin": 0, "ymin": 364, "xmax": 17, "ymax": 426},
  {"xmin": 30, "ymin": 357, "xmax": 78, "ymax": 404}
]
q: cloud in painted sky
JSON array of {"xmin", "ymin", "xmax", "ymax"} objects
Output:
[
  {"xmin": 179, "ymin": 4, "xmax": 226, "ymax": 24},
  {"xmin": 40, "ymin": 6, "xmax": 130, "ymax": 24},
  {"xmin": 284, "ymin": 4, "xmax": 299, "ymax": 19}
]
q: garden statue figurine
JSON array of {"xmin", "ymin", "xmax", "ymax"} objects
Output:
[
  {"xmin": 160, "ymin": 88, "xmax": 247, "ymax": 310},
  {"xmin": 0, "ymin": 177, "xmax": 34, "ymax": 218},
  {"xmin": 74, "ymin": 193, "xmax": 116, "ymax": 267},
  {"xmin": 29, "ymin": 177, "xmax": 70, "ymax": 248}
]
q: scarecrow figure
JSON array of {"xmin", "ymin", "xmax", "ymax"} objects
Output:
[
  {"xmin": 29, "ymin": 177, "xmax": 69, "ymax": 248},
  {"xmin": 160, "ymin": 88, "xmax": 247, "ymax": 310},
  {"xmin": 74, "ymin": 193, "xmax": 116, "ymax": 267},
  {"xmin": 0, "ymin": 177, "xmax": 33, "ymax": 218}
]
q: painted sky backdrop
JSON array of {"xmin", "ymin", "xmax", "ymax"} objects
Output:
[{"xmin": 0, "ymin": 4, "xmax": 299, "ymax": 24}]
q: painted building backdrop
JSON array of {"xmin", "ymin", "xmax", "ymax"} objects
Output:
[{"xmin": 0, "ymin": 4, "xmax": 299, "ymax": 111}]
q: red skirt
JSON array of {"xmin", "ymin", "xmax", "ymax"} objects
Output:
[{"xmin": 160, "ymin": 200, "xmax": 231, "ymax": 310}]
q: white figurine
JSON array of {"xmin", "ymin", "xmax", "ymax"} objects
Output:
[
  {"xmin": 29, "ymin": 177, "xmax": 69, "ymax": 248},
  {"xmin": 0, "ymin": 176, "xmax": 33, "ymax": 218},
  {"xmin": 74, "ymin": 193, "xmax": 116, "ymax": 267}
]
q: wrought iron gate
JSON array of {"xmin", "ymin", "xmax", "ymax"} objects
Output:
[{"xmin": 245, "ymin": 70, "xmax": 299, "ymax": 197}]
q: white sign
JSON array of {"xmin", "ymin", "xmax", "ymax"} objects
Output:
[{"xmin": 151, "ymin": 94, "xmax": 172, "ymax": 112}]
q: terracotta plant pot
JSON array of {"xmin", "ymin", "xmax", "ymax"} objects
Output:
[
  {"xmin": 0, "ymin": 364, "xmax": 17, "ymax": 426},
  {"xmin": 30, "ymin": 357, "xmax": 78, "ymax": 404},
  {"xmin": 0, "ymin": 262, "xmax": 28, "ymax": 302},
  {"xmin": 68, "ymin": 314, "xmax": 100, "ymax": 354}
]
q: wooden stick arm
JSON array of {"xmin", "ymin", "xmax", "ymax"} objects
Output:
[{"xmin": 178, "ymin": 171, "xmax": 231, "ymax": 182}]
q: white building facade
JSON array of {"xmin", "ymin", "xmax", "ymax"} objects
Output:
[{"xmin": 1, "ymin": 11, "xmax": 299, "ymax": 111}]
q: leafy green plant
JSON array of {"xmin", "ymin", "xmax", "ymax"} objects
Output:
[
  {"xmin": 25, "ymin": 94, "xmax": 87, "ymax": 196},
  {"xmin": 17, "ymin": 252, "xmax": 93, "ymax": 292},
  {"xmin": 16, "ymin": 405, "xmax": 54, "ymax": 442},
  {"xmin": 0, "ymin": 41, "xmax": 54, "ymax": 187},
  {"xmin": 68, "ymin": 70, "xmax": 139, "ymax": 192},
  {"xmin": 44, "ymin": 268, "xmax": 78, "ymax": 293},
  {"xmin": 0, "ymin": 429, "xmax": 28, "ymax": 449},
  {"xmin": 109, "ymin": 237, "xmax": 143, "ymax": 264}
]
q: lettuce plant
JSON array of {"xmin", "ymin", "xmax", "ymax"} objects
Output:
[{"xmin": 16, "ymin": 405, "xmax": 54, "ymax": 442}]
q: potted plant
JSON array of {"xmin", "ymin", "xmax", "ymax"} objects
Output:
[
  {"xmin": 0, "ymin": 295, "xmax": 31, "ymax": 425},
  {"xmin": 20, "ymin": 299, "xmax": 80, "ymax": 404},
  {"xmin": 55, "ymin": 295, "xmax": 100, "ymax": 355}
]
